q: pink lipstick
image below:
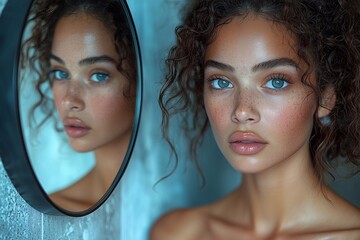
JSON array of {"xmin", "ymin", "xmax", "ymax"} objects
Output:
[
  {"xmin": 229, "ymin": 131, "xmax": 267, "ymax": 155},
  {"xmin": 63, "ymin": 118, "xmax": 91, "ymax": 138}
]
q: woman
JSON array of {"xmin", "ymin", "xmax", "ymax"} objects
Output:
[
  {"xmin": 21, "ymin": 0, "xmax": 136, "ymax": 211},
  {"xmin": 153, "ymin": 0, "xmax": 360, "ymax": 239}
]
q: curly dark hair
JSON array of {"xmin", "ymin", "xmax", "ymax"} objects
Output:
[
  {"xmin": 21, "ymin": 0, "xmax": 136, "ymax": 130},
  {"xmin": 159, "ymin": 0, "xmax": 360, "ymax": 181}
]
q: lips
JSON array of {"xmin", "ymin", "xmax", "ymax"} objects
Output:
[
  {"xmin": 228, "ymin": 131, "xmax": 267, "ymax": 155},
  {"xmin": 63, "ymin": 118, "xmax": 91, "ymax": 138}
]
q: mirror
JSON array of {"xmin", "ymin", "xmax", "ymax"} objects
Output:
[{"xmin": 0, "ymin": 0, "xmax": 142, "ymax": 216}]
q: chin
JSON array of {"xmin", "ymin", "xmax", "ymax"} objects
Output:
[
  {"xmin": 68, "ymin": 142, "xmax": 94, "ymax": 153},
  {"xmin": 228, "ymin": 156, "xmax": 275, "ymax": 174},
  {"xmin": 234, "ymin": 166, "xmax": 267, "ymax": 175},
  {"xmin": 71, "ymin": 146, "xmax": 93, "ymax": 153}
]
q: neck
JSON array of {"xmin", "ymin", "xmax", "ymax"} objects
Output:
[
  {"xmin": 233, "ymin": 151, "xmax": 328, "ymax": 235},
  {"xmin": 92, "ymin": 130, "xmax": 132, "ymax": 193}
]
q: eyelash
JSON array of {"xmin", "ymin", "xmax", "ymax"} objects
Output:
[
  {"xmin": 207, "ymin": 75, "xmax": 233, "ymax": 90},
  {"xmin": 263, "ymin": 73, "xmax": 291, "ymax": 91},
  {"xmin": 49, "ymin": 68, "xmax": 111, "ymax": 84},
  {"xmin": 89, "ymin": 71, "xmax": 110, "ymax": 84},
  {"xmin": 49, "ymin": 69, "xmax": 69, "ymax": 81}
]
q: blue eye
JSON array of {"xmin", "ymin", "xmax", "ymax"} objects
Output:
[
  {"xmin": 51, "ymin": 70, "xmax": 69, "ymax": 80},
  {"xmin": 210, "ymin": 79, "xmax": 233, "ymax": 89},
  {"xmin": 90, "ymin": 72, "xmax": 109, "ymax": 83},
  {"xmin": 264, "ymin": 78, "xmax": 289, "ymax": 89}
]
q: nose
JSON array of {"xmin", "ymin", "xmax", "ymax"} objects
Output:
[
  {"xmin": 231, "ymin": 87, "xmax": 260, "ymax": 124},
  {"xmin": 62, "ymin": 82, "xmax": 85, "ymax": 112}
]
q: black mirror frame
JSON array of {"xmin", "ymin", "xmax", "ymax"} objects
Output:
[{"xmin": 0, "ymin": 0, "xmax": 142, "ymax": 216}]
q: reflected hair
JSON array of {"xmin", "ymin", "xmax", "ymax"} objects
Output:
[
  {"xmin": 21, "ymin": 0, "xmax": 136, "ymax": 130},
  {"xmin": 159, "ymin": 0, "xmax": 360, "ymax": 182}
]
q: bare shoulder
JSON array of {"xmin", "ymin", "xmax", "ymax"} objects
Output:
[
  {"xmin": 332, "ymin": 203, "xmax": 360, "ymax": 238},
  {"xmin": 49, "ymin": 189, "xmax": 78, "ymax": 210},
  {"xmin": 150, "ymin": 208, "xmax": 211, "ymax": 240},
  {"xmin": 49, "ymin": 179, "xmax": 93, "ymax": 211},
  {"xmin": 299, "ymin": 190, "xmax": 360, "ymax": 239},
  {"xmin": 333, "ymin": 228, "xmax": 360, "ymax": 240},
  {"xmin": 326, "ymin": 190, "xmax": 360, "ymax": 229},
  {"xmin": 294, "ymin": 226, "xmax": 360, "ymax": 240}
]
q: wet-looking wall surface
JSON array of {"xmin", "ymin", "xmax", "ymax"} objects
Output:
[{"xmin": 0, "ymin": 0, "xmax": 236, "ymax": 239}]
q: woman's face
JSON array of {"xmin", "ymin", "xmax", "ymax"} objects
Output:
[
  {"xmin": 51, "ymin": 13, "xmax": 135, "ymax": 153},
  {"xmin": 203, "ymin": 16, "xmax": 317, "ymax": 174}
]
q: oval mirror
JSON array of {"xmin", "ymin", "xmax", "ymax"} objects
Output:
[{"xmin": 0, "ymin": 0, "xmax": 142, "ymax": 216}]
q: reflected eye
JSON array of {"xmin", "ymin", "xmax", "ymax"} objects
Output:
[
  {"xmin": 209, "ymin": 79, "xmax": 233, "ymax": 89},
  {"xmin": 90, "ymin": 72, "xmax": 109, "ymax": 83},
  {"xmin": 51, "ymin": 70, "xmax": 69, "ymax": 80},
  {"xmin": 264, "ymin": 78, "xmax": 289, "ymax": 89}
]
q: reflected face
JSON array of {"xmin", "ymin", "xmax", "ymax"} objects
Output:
[
  {"xmin": 51, "ymin": 13, "xmax": 135, "ymax": 153},
  {"xmin": 203, "ymin": 16, "xmax": 317, "ymax": 173}
]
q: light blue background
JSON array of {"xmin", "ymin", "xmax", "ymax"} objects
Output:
[
  {"xmin": 0, "ymin": 1, "xmax": 359, "ymax": 239},
  {"xmin": 0, "ymin": 1, "xmax": 238, "ymax": 239}
]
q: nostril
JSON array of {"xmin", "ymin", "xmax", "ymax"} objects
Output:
[
  {"xmin": 231, "ymin": 109, "xmax": 260, "ymax": 123},
  {"xmin": 71, "ymin": 105, "xmax": 79, "ymax": 110},
  {"xmin": 62, "ymin": 95, "xmax": 83, "ymax": 112}
]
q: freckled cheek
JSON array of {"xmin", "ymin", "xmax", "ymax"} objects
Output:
[
  {"xmin": 87, "ymin": 94, "xmax": 134, "ymax": 125},
  {"xmin": 204, "ymin": 98, "xmax": 231, "ymax": 139},
  {"xmin": 52, "ymin": 87, "xmax": 65, "ymax": 116},
  {"xmin": 264, "ymin": 101, "xmax": 315, "ymax": 142}
]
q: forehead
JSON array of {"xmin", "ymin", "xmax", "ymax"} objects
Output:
[
  {"xmin": 205, "ymin": 15, "xmax": 300, "ymax": 70},
  {"xmin": 51, "ymin": 13, "xmax": 117, "ymax": 60}
]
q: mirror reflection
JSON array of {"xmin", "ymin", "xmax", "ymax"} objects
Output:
[{"xmin": 19, "ymin": 0, "xmax": 137, "ymax": 212}]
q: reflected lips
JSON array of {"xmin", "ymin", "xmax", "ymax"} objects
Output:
[
  {"xmin": 63, "ymin": 118, "xmax": 90, "ymax": 138},
  {"xmin": 229, "ymin": 131, "xmax": 267, "ymax": 155}
]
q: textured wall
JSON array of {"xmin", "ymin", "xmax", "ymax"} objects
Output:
[{"xmin": 0, "ymin": 0, "xmax": 237, "ymax": 239}]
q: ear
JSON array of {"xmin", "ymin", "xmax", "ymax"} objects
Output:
[{"xmin": 317, "ymin": 85, "xmax": 336, "ymax": 118}]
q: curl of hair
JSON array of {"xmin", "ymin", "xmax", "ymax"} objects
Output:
[
  {"xmin": 159, "ymin": 0, "xmax": 360, "ymax": 181},
  {"xmin": 21, "ymin": 0, "xmax": 136, "ymax": 131}
]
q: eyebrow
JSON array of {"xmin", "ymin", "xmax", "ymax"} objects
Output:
[
  {"xmin": 204, "ymin": 60, "xmax": 235, "ymax": 72},
  {"xmin": 50, "ymin": 54, "xmax": 117, "ymax": 66},
  {"xmin": 204, "ymin": 57, "xmax": 299, "ymax": 73},
  {"xmin": 252, "ymin": 58, "xmax": 299, "ymax": 72},
  {"xmin": 50, "ymin": 54, "xmax": 65, "ymax": 65},
  {"xmin": 79, "ymin": 55, "xmax": 117, "ymax": 66}
]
